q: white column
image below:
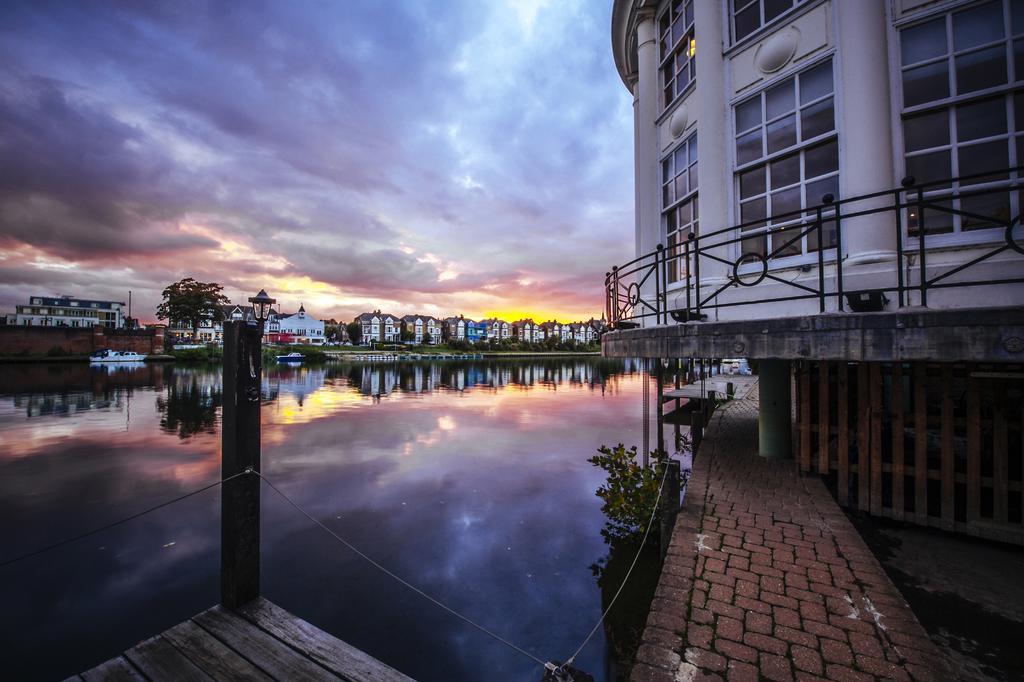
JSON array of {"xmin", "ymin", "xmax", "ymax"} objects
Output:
[
  {"xmin": 632, "ymin": 78, "xmax": 642, "ymax": 259},
  {"xmin": 635, "ymin": 11, "xmax": 662, "ymax": 325},
  {"xmin": 836, "ymin": 0, "xmax": 897, "ymax": 265},
  {"xmin": 694, "ymin": 0, "xmax": 731, "ymax": 287}
]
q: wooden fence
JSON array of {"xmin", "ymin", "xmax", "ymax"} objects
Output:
[{"xmin": 794, "ymin": 361, "xmax": 1024, "ymax": 545}]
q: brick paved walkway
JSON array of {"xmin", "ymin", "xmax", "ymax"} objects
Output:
[{"xmin": 632, "ymin": 385, "xmax": 953, "ymax": 682}]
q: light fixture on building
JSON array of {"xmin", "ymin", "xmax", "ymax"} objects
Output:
[{"xmin": 248, "ymin": 289, "xmax": 276, "ymax": 327}]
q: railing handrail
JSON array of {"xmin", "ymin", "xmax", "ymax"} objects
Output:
[{"xmin": 605, "ymin": 167, "xmax": 1024, "ymax": 328}]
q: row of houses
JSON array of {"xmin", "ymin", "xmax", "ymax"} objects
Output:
[
  {"xmin": 169, "ymin": 303, "xmax": 326, "ymax": 345},
  {"xmin": 353, "ymin": 311, "xmax": 605, "ymax": 345}
]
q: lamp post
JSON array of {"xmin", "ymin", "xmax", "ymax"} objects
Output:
[{"xmin": 248, "ymin": 289, "xmax": 276, "ymax": 336}]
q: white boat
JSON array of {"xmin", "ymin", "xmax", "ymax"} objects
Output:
[
  {"xmin": 276, "ymin": 352, "xmax": 305, "ymax": 363},
  {"xmin": 90, "ymin": 349, "xmax": 147, "ymax": 363}
]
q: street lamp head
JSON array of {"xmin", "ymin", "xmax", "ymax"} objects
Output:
[{"xmin": 248, "ymin": 289, "xmax": 276, "ymax": 324}]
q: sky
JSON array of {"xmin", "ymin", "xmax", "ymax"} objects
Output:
[{"xmin": 0, "ymin": 0, "xmax": 634, "ymax": 324}]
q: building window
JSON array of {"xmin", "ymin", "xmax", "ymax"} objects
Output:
[
  {"xmin": 734, "ymin": 58, "xmax": 837, "ymax": 261},
  {"xmin": 732, "ymin": 0, "xmax": 801, "ymax": 42},
  {"xmin": 659, "ymin": 0, "xmax": 696, "ymax": 109},
  {"xmin": 899, "ymin": 0, "xmax": 1022, "ymax": 237},
  {"xmin": 662, "ymin": 134, "xmax": 698, "ymax": 283}
]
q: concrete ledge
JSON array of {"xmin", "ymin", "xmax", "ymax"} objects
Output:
[{"xmin": 601, "ymin": 306, "xmax": 1024, "ymax": 362}]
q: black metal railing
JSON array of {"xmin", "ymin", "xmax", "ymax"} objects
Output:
[{"xmin": 605, "ymin": 168, "xmax": 1024, "ymax": 329}]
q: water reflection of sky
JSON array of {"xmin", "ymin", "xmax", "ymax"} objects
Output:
[{"xmin": 0, "ymin": 359, "xmax": 647, "ymax": 681}]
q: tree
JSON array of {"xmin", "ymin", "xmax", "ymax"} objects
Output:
[
  {"xmin": 420, "ymin": 329, "xmax": 432, "ymax": 346},
  {"xmin": 346, "ymin": 321, "xmax": 362, "ymax": 345},
  {"xmin": 156, "ymin": 278, "xmax": 230, "ymax": 339}
]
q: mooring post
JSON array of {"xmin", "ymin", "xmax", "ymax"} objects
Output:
[
  {"xmin": 659, "ymin": 459, "xmax": 681, "ymax": 559},
  {"xmin": 691, "ymin": 411, "xmax": 703, "ymax": 455},
  {"xmin": 656, "ymin": 359, "xmax": 665, "ymax": 454},
  {"xmin": 221, "ymin": 320, "xmax": 263, "ymax": 608}
]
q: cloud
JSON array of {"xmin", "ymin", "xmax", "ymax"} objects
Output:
[{"xmin": 0, "ymin": 0, "xmax": 633, "ymax": 322}]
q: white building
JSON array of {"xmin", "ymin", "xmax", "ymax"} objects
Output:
[
  {"xmin": 512, "ymin": 319, "xmax": 542, "ymax": 342},
  {"xmin": 13, "ymin": 295, "xmax": 125, "ymax": 328},
  {"xmin": 443, "ymin": 316, "xmax": 467, "ymax": 341},
  {"xmin": 272, "ymin": 305, "xmax": 325, "ymax": 345},
  {"xmin": 481, "ymin": 318, "xmax": 511, "ymax": 340},
  {"xmin": 605, "ymin": 0, "xmax": 1024, "ymax": 543}
]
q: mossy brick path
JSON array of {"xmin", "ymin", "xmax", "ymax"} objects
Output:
[{"xmin": 631, "ymin": 385, "xmax": 954, "ymax": 682}]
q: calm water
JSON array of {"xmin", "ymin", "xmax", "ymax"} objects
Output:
[{"xmin": 0, "ymin": 358, "xmax": 657, "ymax": 681}]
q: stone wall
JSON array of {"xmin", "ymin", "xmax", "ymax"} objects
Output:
[{"xmin": 0, "ymin": 325, "xmax": 166, "ymax": 356}]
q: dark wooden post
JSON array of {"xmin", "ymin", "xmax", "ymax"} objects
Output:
[
  {"xmin": 659, "ymin": 459, "xmax": 681, "ymax": 559},
  {"xmin": 656, "ymin": 360, "xmax": 665, "ymax": 454},
  {"xmin": 691, "ymin": 411, "xmax": 704, "ymax": 455},
  {"xmin": 221, "ymin": 320, "xmax": 263, "ymax": 608}
]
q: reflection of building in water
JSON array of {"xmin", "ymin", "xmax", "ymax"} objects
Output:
[
  {"xmin": 263, "ymin": 367, "xmax": 328, "ymax": 405},
  {"xmin": 9, "ymin": 363, "xmax": 164, "ymax": 418}
]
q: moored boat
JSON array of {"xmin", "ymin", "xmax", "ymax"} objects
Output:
[
  {"xmin": 89, "ymin": 349, "xmax": 147, "ymax": 363},
  {"xmin": 277, "ymin": 352, "xmax": 305, "ymax": 363}
]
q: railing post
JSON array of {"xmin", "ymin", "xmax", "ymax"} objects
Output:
[
  {"xmin": 896, "ymin": 178, "xmax": 914, "ymax": 308},
  {"xmin": 656, "ymin": 359, "xmax": 665, "ymax": 453},
  {"xmin": 816, "ymin": 205, "xmax": 826, "ymax": 313},
  {"xmin": 604, "ymin": 271, "xmax": 612, "ymax": 326},
  {"xmin": 684, "ymin": 235, "xmax": 692, "ymax": 318},
  {"xmin": 221, "ymin": 320, "xmax": 263, "ymax": 608},
  {"xmin": 656, "ymin": 243, "xmax": 665, "ymax": 324},
  {"xmin": 691, "ymin": 233, "xmax": 701, "ymax": 319},
  {"xmin": 916, "ymin": 186, "xmax": 928, "ymax": 307}
]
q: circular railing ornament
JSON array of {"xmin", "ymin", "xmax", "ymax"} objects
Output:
[
  {"xmin": 627, "ymin": 282, "xmax": 641, "ymax": 306},
  {"xmin": 732, "ymin": 253, "xmax": 769, "ymax": 287}
]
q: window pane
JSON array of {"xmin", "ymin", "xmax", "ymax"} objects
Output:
[
  {"xmin": 678, "ymin": 200, "xmax": 693, "ymax": 225},
  {"xmin": 956, "ymin": 97, "xmax": 1007, "ymax": 141},
  {"xmin": 689, "ymin": 136, "xmax": 698, "ymax": 163},
  {"xmin": 675, "ymin": 172, "xmax": 688, "ymax": 198},
  {"xmin": 735, "ymin": 3, "xmax": 760, "ymax": 40},
  {"xmin": 800, "ymin": 97, "xmax": 835, "ymax": 140},
  {"xmin": 955, "ymin": 45, "xmax": 1008, "ymax": 94},
  {"xmin": 960, "ymin": 191, "xmax": 1011, "ymax": 230},
  {"xmin": 766, "ymin": 80, "xmax": 795, "ymax": 119},
  {"xmin": 1017, "ymin": 92, "xmax": 1024, "ymax": 129},
  {"xmin": 805, "ymin": 138, "xmax": 839, "ymax": 178},
  {"xmin": 907, "ymin": 149, "xmax": 952, "ymax": 184},
  {"xmin": 953, "ymin": 1, "xmax": 1004, "ymax": 51},
  {"xmin": 770, "ymin": 186, "xmax": 801, "ymax": 218},
  {"xmin": 799, "ymin": 61, "xmax": 833, "ymax": 104},
  {"xmin": 767, "ymin": 113, "xmax": 797, "ymax": 153},
  {"xmin": 904, "ymin": 109, "xmax": 950, "ymax": 152},
  {"xmin": 741, "ymin": 197, "xmax": 767, "ymax": 223},
  {"xmin": 770, "ymin": 225, "xmax": 802, "ymax": 257},
  {"xmin": 739, "ymin": 166, "xmax": 766, "ymax": 198},
  {"xmin": 805, "ymin": 175, "xmax": 840, "ymax": 207},
  {"xmin": 664, "ymin": 183, "xmax": 675, "ymax": 206},
  {"xmin": 808, "ymin": 218, "xmax": 838, "ymax": 251},
  {"xmin": 662, "ymin": 157, "xmax": 673, "ymax": 183},
  {"xmin": 689, "ymin": 161, "xmax": 699, "ymax": 191},
  {"xmin": 675, "ymin": 146, "xmax": 688, "ymax": 169},
  {"xmin": 909, "ymin": 198, "xmax": 955, "ymax": 235},
  {"xmin": 958, "ymin": 139, "xmax": 1009, "ymax": 180},
  {"xmin": 740, "ymin": 235, "xmax": 767, "ymax": 261},
  {"xmin": 903, "ymin": 61, "xmax": 950, "ymax": 106},
  {"xmin": 1015, "ymin": 38, "xmax": 1024, "ymax": 81},
  {"xmin": 770, "ymin": 153, "xmax": 800, "ymax": 188},
  {"xmin": 736, "ymin": 97, "xmax": 762, "ymax": 132},
  {"xmin": 736, "ymin": 129, "xmax": 763, "ymax": 165},
  {"xmin": 764, "ymin": 0, "xmax": 792, "ymax": 22},
  {"xmin": 901, "ymin": 19, "xmax": 948, "ymax": 65},
  {"xmin": 1015, "ymin": 0, "xmax": 1024, "ymax": 34}
]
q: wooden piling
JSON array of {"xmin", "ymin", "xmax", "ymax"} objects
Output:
[{"xmin": 221, "ymin": 321, "xmax": 263, "ymax": 608}]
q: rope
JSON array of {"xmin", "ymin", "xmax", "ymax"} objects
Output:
[
  {"xmin": 253, "ymin": 471, "xmax": 549, "ymax": 668},
  {"xmin": 564, "ymin": 456, "xmax": 671, "ymax": 666},
  {"xmin": 0, "ymin": 470, "xmax": 251, "ymax": 569}
]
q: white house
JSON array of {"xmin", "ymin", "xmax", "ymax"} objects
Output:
[
  {"xmin": 272, "ymin": 305, "xmax": 325, "ymax": 345},
  {"xmin": 480, "ymin": 318, "xmax": 511, "ymax": 340},
  {"xmin": 400, "ymin": 314, "xmax": 443, "ymax": 343},
  {"xmin": 512, "ymin": 319, "xmax": 541, "ymax": 343},
  {"xmin": 443, "ymin": 316, "xmax": 467, "ymax": 341}
]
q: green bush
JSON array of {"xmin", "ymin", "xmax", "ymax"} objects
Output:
[{"xmin": 46, "ymin": 346, "xmax": 68, "ymax": 357}]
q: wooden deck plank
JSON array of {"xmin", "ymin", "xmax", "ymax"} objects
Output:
[
  {"xmin": 870, "ymin": 363, "xmax": 883, "ymax": 516},
  {"xmin": 966, "ymin": 373, "xmax": 981, "ymax": 524},
  {"xmin": 800, "ymin": 362, "xmax": 811, "ymax": 473},
  {"xmin": 239, "ymin": 598, "xmax": 414, "ymax": 682},
  {"xmin": 162, "ymin": 619, "xmax": 273, "ymax": 681},
  {"xmin": 123, "ymin": 635, "xmax": 211, "ymax": 682},
  {"xmin": 915, "ymin": 364, "xmax": 928, "ymax": 524},
  {"xmin": 993, "ymin": 380, "xmax": 1009, "ymax": 524},
  {"xmin": 80, "ymin": 656, "xmax": 143, "ymax": 682},
  {"xmin": 940, "ymin": 365, "xmax": 955, "ymax": 529},
  {"xmin": 192, "ymin": 605, "xmax": 341, "ymax": 681},
  {"xmin": 857, "ymin": 362, "xmax": 870, "ymax": 511}
]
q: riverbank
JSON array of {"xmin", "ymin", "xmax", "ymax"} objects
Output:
[{"xmin": 0, "ymin": 354, "xmax": 176, "ymax": 363}]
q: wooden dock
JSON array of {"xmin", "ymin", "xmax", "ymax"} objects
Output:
[{"xmin": 71, "ymin": 598, "xmax": 411, "ymax": 681}]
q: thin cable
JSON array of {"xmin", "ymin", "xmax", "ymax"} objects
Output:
[
  {"xmin": 254, "ymin": 471, "xmax": 548, "ymax": 668},
  {"xmin": 565, "ymin": 457, "xmax": 671, "ymax": 666},
  {"xmin": 0, "ymin": 470, "xmax": 250, "ymax": 569}
]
